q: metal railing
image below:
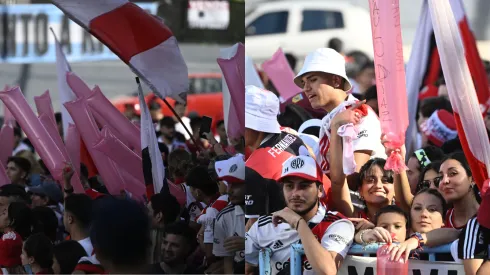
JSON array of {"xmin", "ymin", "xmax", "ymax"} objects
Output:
[{"xmin": 258, "ymin": 243, "xmax": 454, "ymax": 275}]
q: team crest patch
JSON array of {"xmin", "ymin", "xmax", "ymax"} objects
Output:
[
  {"xmin": 292, "ymin": 94, "xmax": 303, "ymax": 103},
  {"xmin": 229, "ymin": 164, "xmax": 238, "ymax": 173},
  {"xmin": 290, "ymin": 158, "xmax": 305, "ymax": 169}
]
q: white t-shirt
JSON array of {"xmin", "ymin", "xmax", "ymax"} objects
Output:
[
  {"xmin": 175, "ymin": 116, "xmax": 192, "ymax": 141},
  {"xmin": 78, "ymin": 237, "xmax": 93, "ymax": 256},
  {"xmin": 317, "ymin": 94, "xmax": 387, "ymax": 174},
  {"xmin": 245, "ymin": 205, "xmax": 354, "ymax": 275},
  {"xmin": 197, "ymin": 195, "xmax": 229, "ymax": 244},
  {"xmin": 213, "ymin": 204, "xmax": 245, "ymax": 263}
]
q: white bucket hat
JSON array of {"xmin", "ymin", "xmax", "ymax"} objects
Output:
[
  {"xmin": 294, "ymin": 48, "xmax": 352, "ymax": 92},
  {"xmin": 245, "ymin": 85, "xmax": 281, "ymax": 134}
]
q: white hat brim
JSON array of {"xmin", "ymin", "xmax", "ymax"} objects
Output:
[{"xmin": 245, "ymin": 112, "xmax": 281, "ymax": 134}]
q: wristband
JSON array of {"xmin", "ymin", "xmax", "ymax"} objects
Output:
[
  {"xmin": 359, "ymin": 229, "xmax": 371, "ymax": 245},
  {"xmin": 295, "ymin": 218, "xmax": 304, "ymax": 230},
  {"xmin": 410, "ymin": 232, "xmax": 425, "ymax": 248}
]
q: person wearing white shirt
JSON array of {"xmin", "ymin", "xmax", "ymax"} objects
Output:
[{"xmin": 63, "ymin": 194, "xmax": 94, "ymax": 256}]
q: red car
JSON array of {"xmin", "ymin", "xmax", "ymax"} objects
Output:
[{"xmin": 112, "ymin": 73, "xmax": 224, "ymax": 127}]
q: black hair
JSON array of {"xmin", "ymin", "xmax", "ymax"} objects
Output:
[
  {"xmin": 186, "ymin": 166, "xmax": 218, "ymax": 197},
  {"xmin": 54, "ymin": 112, "xmax": 62, "ymax": 124},
  {"xmin": 358, "ymin": 61, "xmax": 374, "ymax": 74},
  {"xmin": 168, "ymin": 149, "xmax": 192, "ymax": 179},
  {"xmin": 277, "ymin": 104, "xmax": 313, "ymax": 131},
  {"xmin": 284, "ymin": 53, "xmax": 297, "ymax": 71},
  {"xmin": 364, "ymin": 85, "xmax": 378, "ymax": 101},
  {"xmin": 150, "ymin": 193, "xmax": 181, "ymax": 225},
  {"xmin": 441, "ymin": 138, "xmax": 463, "ymax": 155},
  {"xmin": 8, "ymin": 201, "xmax": 32, "ymax": 240},
  {"xmin": 375, "ymin": 205, "xmax": 409, "ymax": 226},
  {"xmin": 159, "ymin": 117, "xmax": 175, "ymax": 129},
  {"xmin": 412, "ymin": 188, "xmax": 448, "ymax": 220},
  {"xmin": 411, "ymin": 145, "xmax": 445, "ymax": 169},
  {"xmin": 13, "ymin": 127, "xmax": 21, "ymax": 138},
  {"xmin": 7, "ymin": 156, "xmax": 31, "ymax": 175},
  {"xmin": 216, "ymin": 120, "xmax": 225, "ymax": 128},
  {"xmin": 148, "ymin": 100, "xmax": 161, "ymax": 111},
  {"xmin": 80, "ymin": 163, "xmax": 89, "ymax": 180},
  {"xmin": 327, "ymin": 38, "xmax": 344, "ymax": 53},
  {"xmin": 23, "ymin": 233, "xmax": 54, "ymax": 270},
  {"xmin": 302, "ymin": 126, "xmax": 320, "ymax": 138},
  {"xmin": 31, "ymin": 207, "xmax": 58, "ymax": 243},
  {"xmin": 419, "ymin": 97, "xmax": 453, "ymax": 118},
  {"xmin": 163, "ymin": 221, "xmax": 198, "ymax": 254},
  {"xmin": 358, "ymin": 158, "xmax": 394, "ymax": 188},
  {"xmin": 53, "ymin": 241, "xmax": 87, "ymax": 274},
  {"xmin": 416, "ymin": 161, "xmax": 442, "ymax": 193},
  {"xmin": 65, "ymin": 194, "xmax": 93, "ymax": 231},
  {"xmin": 441, "ymin": 152, "xmax": 472, "ymax": 177},
  {"xmin": 0, "ymin": 184, "xmax": 29, "ymax": 203},
  {"xmin": 190, "ymin": 116, "xmax": 202, "ymax": 131},
  {"xmin": 90, "ymin": 197, "xmax": 151, "ymax": 267},
  {"xmin": 174, "ymin": 101, "xmax": 186, "ymax": 107}
]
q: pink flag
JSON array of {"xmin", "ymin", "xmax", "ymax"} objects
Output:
[
  {"xmin": 34, "ymin": 90, "xmax": 56, "ymax": 126},
  {"xmin": 262, "ymin": 48, "xmax": 301, "ymax": 101},
  {"xmin": 0, "ymin": 124, "xmax": 14, "ymax": 167},
  {"xmin": 368, "ymin": 0, "xmax": 408, "ymax": 173},
  {"xmin": 217, "ymin": 43, "xmax": 245, "ymax": 140},
  {"xmin": 51, "ymin": 29, "xmax": 75, "ymax": 139},
  {"xmin": 2, "ymin": 86, "xmax": 15, "ymax": 127},
  {"xmin": 52, "ymin": 0, "xmax": 188, "ymax": 103}
]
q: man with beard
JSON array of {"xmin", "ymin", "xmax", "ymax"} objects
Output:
[
  {"xmin": 245, "ymin": 156, "xmax": 354, "ymax": 275},
  {"xmin": 147, "ymin": 221, "xmax": 199, "ymax": 274},
  {"xmin": 245, "ymin": 86, "xmax": 308, "ymax": 230}
]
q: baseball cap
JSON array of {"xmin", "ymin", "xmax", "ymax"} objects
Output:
[
  {"xmin": 245, "ymin": 85, "xmax": 281, "ymax": 134},
  {"xmin": 28, "ymin": 181, "xmax": 63, "ymax": 204},
  {"xmin": 294, "ymin": 48, "xmax": 352, "ymax": 92},
  {"xmin": 0, "ymin": 231, "xmax": 23, "ymax": 267},
  {"xmin": 420, "ymin": 109, "xmax": 458, "ymax": 147},
  {"xmin": 278, "ymin": 155, "xmax": 322, "ymax": 183},
  {"xmin": 215, "ymin": 154, "xmax": 245, "ymax": 183}
]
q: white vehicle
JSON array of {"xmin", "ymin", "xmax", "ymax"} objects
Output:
[{"xmin": 245, "ymin": 0, "xmax": 374, "ymax": 67}]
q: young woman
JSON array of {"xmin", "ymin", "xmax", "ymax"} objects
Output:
[
  {"xmin": 21, "ymin": 233, "xmax": 54, "ymax": 274},
  {"xmin": 415, "ymin": 162, "xmax": 442, "ymax": 193}
]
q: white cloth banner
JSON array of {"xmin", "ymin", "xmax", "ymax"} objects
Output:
[{"xmin": 338, "ymin": 256, "xmax": 464, "ymax": 275}]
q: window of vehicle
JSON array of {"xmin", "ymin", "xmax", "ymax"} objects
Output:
[
  {"xmin": 189, "ymin": 77, "xmax": 222, "ymax": 94},
  {"xmin": 246, "ymin": 11, "xmax": 288, "ymax": 36},
  {"xmin": 301, "ymin": 10, "xmax": 344, "ymax": 32}
]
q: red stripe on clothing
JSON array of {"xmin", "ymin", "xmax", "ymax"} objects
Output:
[
  {"xmin": 74, "ymin": 263, "xmax": 106, "ymax": 274},
  {"xmin": 89, "ymin": 3, "xmax": 172, "ymax": 63}
]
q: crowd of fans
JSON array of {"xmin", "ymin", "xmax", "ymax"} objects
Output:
[
  {"xmin": 0, "ymin": 100, "xmax": 245, "ymax": 274},
  {"xmin": 244, "ymin": 39, "xmax": 490, "ymax": 275}
]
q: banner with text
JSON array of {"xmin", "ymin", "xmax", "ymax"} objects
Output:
[
  {"xmin": 338, "ymin": 256, "xmax": 464, "ymax": 275},
  {"xmin": 0, "ymin": 3, "xmax": 158, "ymax": 64}
]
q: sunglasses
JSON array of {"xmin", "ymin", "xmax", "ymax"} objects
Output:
[{"xmin": 417, "ymin": 176, "xmax": 443, "ymax": 191}]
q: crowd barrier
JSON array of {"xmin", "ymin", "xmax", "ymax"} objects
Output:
[{"xmin": 258, "ymin": 243, "xmax": 463, "ymax": 275}]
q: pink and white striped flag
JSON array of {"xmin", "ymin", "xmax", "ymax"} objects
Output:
[
  {"xmin": 428, "ymin": 0, "xmax": 490, "ymax": 190},
  {"xmin": 52, "ymin": 0, "xmax": 189, "ymax": 102}
]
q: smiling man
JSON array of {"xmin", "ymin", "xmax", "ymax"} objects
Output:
[
  {"xmin": 245, "ymin": 156, "xmax": 354, "ymax": 275},
  {"xmin": 293, "ymin": 48, "xmax": 386, "ymax": 190}
]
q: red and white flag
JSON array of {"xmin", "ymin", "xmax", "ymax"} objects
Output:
[
  {"xmin": 405, "ymin": 0, "xmax": 489, "ymax": 154},
  {"xmin": 52, "ymin": 0, "xmax": 189, "ymax": 102},
  {"xmin": 51, "ymin": 28, "xmax": 75, "ymax": 139},
  {"xmin": 428, "ymin": 0, "xmax": 490, "ymax": 190}
]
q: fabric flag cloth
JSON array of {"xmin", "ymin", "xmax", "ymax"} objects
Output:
[
  {"xmin": 427, "ymin": 0, "xmax": 490, "ymax": 188},
  {"xmin": 217, "ymin": 43, "xmax": 245, "ymax": 141},
  {"xmin": 52, "ymin": 0, "xmax": 189, "ymax": 103},
  {"xmin": 2, "ymin": 86, "xmax": 15, "ymax": 126},
  {"xmin": 405, "ymin": 0, "xmax": 490, "ymax": 155},
  {"xmin": 245, "ymin": 55, "xmax": 264, "ymax": 89},
  {"xmin": 262, "ymin": 48, "xmax": 301, "ymax": 102},
  {"xmin": 0, "ymin": 124, "xmax": 14, "ymax": 167},
  {"xmin": 138, "ymin": 78, "xmax": 186, "ymax": 206},
  {"xmin": 368, "ymin": 0, "xmax": 408, "ymax": 173}
]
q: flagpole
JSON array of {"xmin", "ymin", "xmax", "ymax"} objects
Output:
[{"xmin": 135, "ymin": 78, "xmax": 199, "ymax": 148}]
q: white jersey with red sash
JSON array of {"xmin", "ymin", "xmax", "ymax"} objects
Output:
[
  {"xmin": 245, "ymin": 204, "xmax": 354, "ymax": 275},
  {"xmin": 317, "ymin": 94, "xmax": 386, "ymax": 174}
]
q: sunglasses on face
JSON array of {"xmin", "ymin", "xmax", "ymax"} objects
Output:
[{"xmin": 417, "ymin": 176, "xmax": 443, "ymax": 191}]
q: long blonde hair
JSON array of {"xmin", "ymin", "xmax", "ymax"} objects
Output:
[{"xmin": 14, "ymin": 150, "xmax": 43, "ymax": 174}]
